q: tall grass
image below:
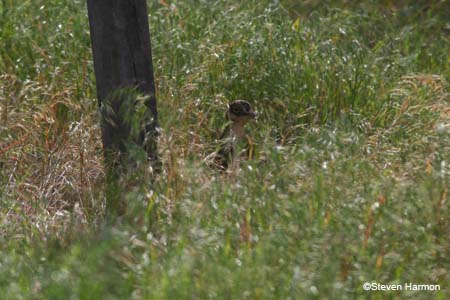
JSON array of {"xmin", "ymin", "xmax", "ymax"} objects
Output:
[{"xmin": 1, "ymin": 0, "xmax": 449, "ymax": 299}]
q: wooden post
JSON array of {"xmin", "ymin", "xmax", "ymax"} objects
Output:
[
  {"xmin": 87, "ymin": 0, "xmax": 158, "ymax": 168},
  {"xmin": 87, "ymin": 0, "xmax": 159, "ymax": 215}
]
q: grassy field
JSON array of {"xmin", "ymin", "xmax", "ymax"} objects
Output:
[{"xmin": 1, "ymin": 0, "xmax": 449, "ymax": 299}]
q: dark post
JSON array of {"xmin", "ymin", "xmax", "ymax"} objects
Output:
[
  {"xmin": 87, "ymin": 0, "xmax": 158, "ymax": 213},
  {"xmin": 87, "ymin": 0, "xmax": 158, "ymax": 164}
]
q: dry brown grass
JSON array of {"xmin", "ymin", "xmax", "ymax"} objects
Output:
[{"xmin": 1, "ymin": 74, "xmax": 104, "ymax": 238}]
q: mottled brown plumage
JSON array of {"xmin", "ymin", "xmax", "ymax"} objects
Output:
[{"xmin": 214, "ymin": 100, "xmax": 256, "ymax": 170}]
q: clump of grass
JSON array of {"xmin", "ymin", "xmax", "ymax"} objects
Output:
[{"xmin": 0, "ymin": 72, "xmax": 103, "ymax": 245}]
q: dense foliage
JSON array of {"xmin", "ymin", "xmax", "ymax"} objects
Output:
[{"xmin": 1, "ymin": 0, "xmax": 449, "ymax": 299}]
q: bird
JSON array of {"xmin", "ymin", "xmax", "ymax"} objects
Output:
[{"xmin": 213, "ymin": 100, "xmax": 256, "ymax": 170}]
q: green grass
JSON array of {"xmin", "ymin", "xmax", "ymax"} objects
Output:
[{"xmin": 1, "ymin": 0, "xmax": 450, "ymax": 299}]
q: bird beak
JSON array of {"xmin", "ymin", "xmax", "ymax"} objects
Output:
[{"xmin": 248, "ymin": 111, "xmax": 256, "ymax": 119}]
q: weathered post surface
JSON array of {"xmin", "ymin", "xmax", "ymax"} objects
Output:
[
  {"xmin": 86, "ymin": 0, "xmax": 158, "ymax": 214},
  {"xmin": 87, "ymin": 0, "xmax": 158, "ymax": 166}
]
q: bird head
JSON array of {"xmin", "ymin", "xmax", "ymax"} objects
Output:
[{"xmin": 227, "ymin": 100, "xmax": 256, "ymax": 124}]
